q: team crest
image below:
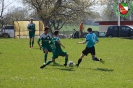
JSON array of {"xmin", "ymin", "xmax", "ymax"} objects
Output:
[
  {"xmin": 114, "ymin": 1, "xmax": 133, "ymax": 17},
  {"xmin": 119, "ymin": 3, "xmax": 128, "ymax": 15}
]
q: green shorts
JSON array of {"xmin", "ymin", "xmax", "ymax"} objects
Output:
[
  {"xmin": 41, "ymin": 45, "xmax": 52, "ymax": 53},
  {"xmin": 29, "ymin": 31, "xmax": 35, "ymax": 38},
  {"xmin": 52, "ymin": 50, "xmax": 67, "ymax": 59}
]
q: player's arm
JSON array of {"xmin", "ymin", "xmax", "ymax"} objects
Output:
[
  {"xmin": 77, "ymin": 41, "xmax": 86, "ymax": 44},
  {"xmin": 27, "ymin": 24, "xmax": 32, "ymax": 31},
  {"xmin": 34, "ymin": 23, "xmax": 36, "ymax": 31},
  {"xmin": 56, "ymin": 40, "xmax": 65, "ymax": 48},
  {"xmin": 77, "ymin": 34, "xmax": 89, "ymax": 44},
  {"xmin": 37, "ymin": 37, "xmax": 41, "ymax": 50}
]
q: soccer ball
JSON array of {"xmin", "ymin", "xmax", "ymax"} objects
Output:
[{"xmin": 68, "ymin": 61, "xmax": 74, "ymax": 67}]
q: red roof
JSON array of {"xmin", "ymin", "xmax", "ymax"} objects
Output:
[{"xmin": 95, "ymin": 21, "xmax": 133, "ymax": 25}]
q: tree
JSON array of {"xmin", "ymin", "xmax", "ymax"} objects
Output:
[
  {"xmin": 4, "ymin": 7, "xmax": 29, "ymax": 25},
  {"xmin": 0, "ymin": 0, "xmax": 15, "ymax": 27},
  {"xmin": 21, "ymin": 0, "xmax": 98, "ymax": 31}
]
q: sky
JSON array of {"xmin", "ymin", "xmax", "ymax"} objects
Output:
[
  {"xmin": 4, "ymin": 0, "xmax": 105, "ymax": 15},
  {"xmin": 4, "ymin": 0, "xmax": 23, "ymax": 14}
]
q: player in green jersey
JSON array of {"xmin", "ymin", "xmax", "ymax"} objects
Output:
[
  {"xmin": 38, "ymin": 27, "xmax": 52, "ymax": 63},
  {"xmin": 40, "ymin": 30, "xmax": 68, "ymax": 68},
  {"xmin": 27, "ymin": 18, "xmax": 36, "ymax": 48}
]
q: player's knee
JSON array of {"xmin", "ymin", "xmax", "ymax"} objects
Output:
[
  {"xmin": 45, "ymin": 51, "xmax": 48, "ymax": 54},
  {"xmin": 66, "ymin": 54, "xmax": 69, "ymax": 57}
]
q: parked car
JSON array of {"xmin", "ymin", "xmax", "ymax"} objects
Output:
[
  {"xmin": 0, "ymin": 25, "xmax": 14, "ymax": 38},
  {"xmin": 105, "ymin": 25, "xmax": 133, "ymax": 37},
  {"xmin": 99, "ymin": 32, "xmax": 106, "ymax": 37}
]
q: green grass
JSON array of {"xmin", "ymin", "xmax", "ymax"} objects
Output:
[{"xmin": 0, "ymin": 38, "xmax": 133, "ymax": 88}]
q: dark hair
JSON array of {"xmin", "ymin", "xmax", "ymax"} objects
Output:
[
  {"xmin": 44, "ymin": 27, "xmax": 49, "ymax": 31},
  {"xmin": 54, "ymin": 30, "xmax": 59, "ymax": 35},
  {"xmin": 87, "ymin": 28, "xmax": 92, "ymax": 32}
]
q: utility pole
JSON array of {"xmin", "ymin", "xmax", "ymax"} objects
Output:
[{"xmin": 118, "ymin": 0, "xmax": 121, "ymax": 37}]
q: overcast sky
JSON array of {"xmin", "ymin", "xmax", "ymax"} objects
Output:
[{"xmin": 4, "ymin": 0, "xmax": 105, "ymax": 15}]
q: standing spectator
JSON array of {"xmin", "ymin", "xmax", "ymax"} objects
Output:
[{"xmin": 79, "ymin": 22, "xmax": 84, "ymax": 38}]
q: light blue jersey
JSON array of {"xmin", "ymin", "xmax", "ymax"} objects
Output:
[{"xmin": 85, "ymin": 33, "xmax": 98, "ymax": 48}]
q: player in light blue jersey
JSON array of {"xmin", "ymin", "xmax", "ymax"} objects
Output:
[{"xmin": 76, "ymin": 28, "xmax": 104, "ymax": 67}]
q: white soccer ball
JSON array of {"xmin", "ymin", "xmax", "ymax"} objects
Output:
[{"xmin": 68, "ymin": 61, "xmax": 74, "ymax": 67}]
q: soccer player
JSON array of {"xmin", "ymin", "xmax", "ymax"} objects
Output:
[
  {"xmin": 40, "ymin": 30, "xmax": 68, "ymax": 68},
  {"xmin": 38, "ymin": 27, "xmax": 52, "ymax": 63},
  {"xmin": 76, "ymin": 28, "xmax": 103, "ymax": 67},
  {"xmin": 27, "ymin": 18, "xmax": 36, "ymax": 48}
]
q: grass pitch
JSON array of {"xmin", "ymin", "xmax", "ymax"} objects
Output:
[{"xmin": 0, "ymin": 38, "xmax": 133, "ymax": 88}]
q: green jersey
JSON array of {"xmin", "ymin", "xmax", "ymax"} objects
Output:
[
  {"xmin": 51, "ymin": 37, "xmax": 62, "ymax": 51},
  {"xmin": 27, "ymin": 23, "xmax": 35, "ymax": 31},
  {"xmin": 38, "ymin": 33, "xmax": 51, "ymax": 46}
]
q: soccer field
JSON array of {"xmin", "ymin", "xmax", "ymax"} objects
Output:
[{"xmin": 0, "ymin": 38, "xmax": 133, "ymax": 88}]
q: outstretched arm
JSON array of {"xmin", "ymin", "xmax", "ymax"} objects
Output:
[
  {"xmin": 57, "ymin": 41, "xmax": 65, "ymax": 48},
  {"xmin": 77, "ymin": 41, "xmax": 86, "ymax": 44}
]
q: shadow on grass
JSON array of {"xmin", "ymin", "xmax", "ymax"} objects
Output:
[
  {"xmin": 51, "ymin": 63, "xmax": 61, "ymax": 66},
  {"xmin": 59, "ymin": 67, "xmax": 75, "ymax": 71},
  {"xmin": 90, "ymin": 68, "xmax": 114, "ymax": 72},
  {"xmin": 0, "ymin": 52, "xmax": 1, "ymax": 54}
]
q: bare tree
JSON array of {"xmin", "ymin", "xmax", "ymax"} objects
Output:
[
  {"xmin": 4, "ymin": 7, "xmax": 29, "ymax": 25},
  {"xmin": 21, "ymin": 0, "xmax": 98, "ymax": 31},
  {"xmin": 0, "ymin": 0, "xmax": 16, "ymax": 27}
]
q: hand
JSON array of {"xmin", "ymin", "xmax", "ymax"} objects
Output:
[{"xmin": 62, "ymin": 45, "xmax": 65, "ymax": 49}]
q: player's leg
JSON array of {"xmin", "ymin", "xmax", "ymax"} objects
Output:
[
  {"xmin": 43, "ymin": 47, "xmax": 48, "ymax": 63},
  {"xmin": 47, "ymin": 46, "xmax": 57, "ymax": 64},
  {"xmin": 31, "ymin": 37, "xmax": 34, "ymax": 48},
  {"xmin": 40, "ymin": 58, "xmax": 55, "ymax": 68},
  {"xmin": 40, "ymin": 54, "xmax": 58, "ymax": 68},
  {"xmin": 76, "ymin": 53, "xmax": 85, "ymax": 66},
  {"xmin": 29, "ymin": 38, "xmax": 32, "ymax": 48},
  {"xmin": 60, "ymin": 51, "xmax": 68, "ymax": 66},
  {"xmin": 29, "ymin": 32, "xmax": 32, "ymax": 48},
  {"xmin": 76, "ymin": 47, "xmax": 89, "ymax": 67},
  {"xmin": 90, "ymin": 46, "xmax": 103, "ymax": 62},
  {"xmin": 31, "ymin": 32, "xmax": 35, "ymax": 47},
  {"xmin": 64, "ymin": 54, "xmax": 68, "ymax": 66}
]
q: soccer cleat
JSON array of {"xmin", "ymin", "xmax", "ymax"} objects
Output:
[
  {"xmin": 76, "ymin": 64, "xmax": 79, "ymax": 67},
  {"xmin": 30, "ymin": 46, "xmax": 32, "ymax": 48},
  {"xmin": 40, "ymin": 65, "xmax": 46, "ymax": 69},
  {"xmin": 93, "ymin": 57, "xmax": 100, "ymax": 61},
  {"xmin": 64, "ymin": 64, "xmax": 67, "ymax": 67}
]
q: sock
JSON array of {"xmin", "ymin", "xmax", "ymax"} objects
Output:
[
  {"xmin": 77, "ymin": 59, "xmax": 82, "ymax": 65},
  {"xmin": 65, "ymin": 57, "xmax": 68, "ymax": 65},
  {"xmin": 29, "ymin": 42, "xmax": 31, "ymax": 47},
  {"xmin": 44, "ymin": 54, "xmax": 47, "ymax": 63},
  {"xmin": 45, "ymin": 60, "xmax": 52, "ymax": 65},
  {"xmin": 32, "ymin": 41, "xmax": 34, "ymax": 47},
  {"xmin": 92, "ymin": 56, "xmax": 95, "ymax": 60}
]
